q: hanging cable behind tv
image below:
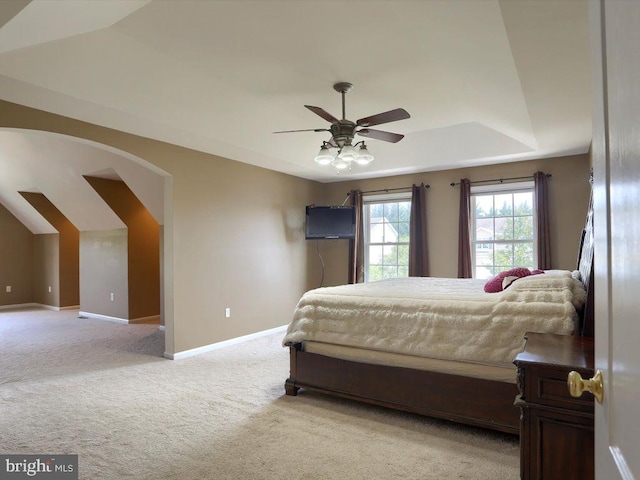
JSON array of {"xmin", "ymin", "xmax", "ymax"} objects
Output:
[{"xmin": 316, "ymin": 240, "xmax": 325, "ymax": 288}]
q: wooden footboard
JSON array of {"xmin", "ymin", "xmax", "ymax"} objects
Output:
[{"xmin": 285, "ymin": 344, "xmax": 520, "ymax": 434}]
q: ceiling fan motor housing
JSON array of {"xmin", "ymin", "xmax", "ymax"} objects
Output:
[{"xmin": 330, "ymin": 120, "xmax": 356, "ymax": 147}]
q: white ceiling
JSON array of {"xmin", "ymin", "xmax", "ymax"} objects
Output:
[{"xmin": 0, "ymin": 0, "xmax": 591, "ymax": 234}]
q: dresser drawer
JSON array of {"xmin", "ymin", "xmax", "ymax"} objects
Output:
[{"xmin": 525, "ymin": 364, "xmax": 594, "ymax": 413}]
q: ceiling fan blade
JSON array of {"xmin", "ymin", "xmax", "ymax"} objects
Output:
[
  {"xmin": 305, "ymin": 105, "xmax": 339, "ymax": 123},
  {"xmin": 357, "ymin": 128, "xmax": 405, "ymax": 143},
  {"xmin": 356, "ymin": 108, "xmax": 410, "ymax": 127},
  {"xmin": 273, "ymin": 128, "xmax": 329, "ymax": 134}
]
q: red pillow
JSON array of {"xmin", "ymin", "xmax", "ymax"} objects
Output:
[{"xmin": 484, "ymin": 267, "xmax": 532, "ymax": 293}]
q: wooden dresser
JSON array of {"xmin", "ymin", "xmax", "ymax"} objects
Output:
[{"xmin": 513, "ymin": 332, "xmax": 595, "ymax": 480}]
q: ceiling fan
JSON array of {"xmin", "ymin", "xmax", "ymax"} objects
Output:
[{"xmin": 274, "ymin": 82, "xmax": 410, "ymax": 170}]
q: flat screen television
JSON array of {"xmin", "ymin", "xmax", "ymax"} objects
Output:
[{"xmin": 305, "ymin": 205, "xmax": 355, "ymax": 239}]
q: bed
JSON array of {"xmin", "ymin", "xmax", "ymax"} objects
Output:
[{"xmin": 283, "ymin": 202, "xmax": 594, "ymax": 435}]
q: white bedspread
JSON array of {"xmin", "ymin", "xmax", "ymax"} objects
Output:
[{"xmin": 283, "ymin": 271, "xmax": 587, "ymax": 366}]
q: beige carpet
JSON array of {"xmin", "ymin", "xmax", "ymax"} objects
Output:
[{"xmin": 0, "ymin": 308, "xmax": 519, "ymax": 479}]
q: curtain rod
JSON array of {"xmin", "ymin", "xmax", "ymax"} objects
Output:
[
  {"xmin": 346, "ymin": 184, "xmax": 431, "ymax": 196},
  {"xmin": 449, "ymin": 173, "xmax": 551, "ymax": 187}
]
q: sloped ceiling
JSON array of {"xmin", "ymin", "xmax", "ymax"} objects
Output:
[{"xmin": 0, "ymin": 0, "xmax": 591, "ymax": 234}]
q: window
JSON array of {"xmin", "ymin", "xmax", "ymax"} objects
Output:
[
  {"xmin": 471, "ymin": 182, "xmax": 535, "ymax": 279},
  {"xmin": 363, "ymin": 193, "xmax": 411, "ymax": 282}
]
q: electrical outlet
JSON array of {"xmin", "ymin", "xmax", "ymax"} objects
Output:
[
  {"xmin": 48, "ymin": 286, "xmax": 52, "ymax": 293},
  {"xmin": 110, "ymin": 292, "xmax": 114, "ymax": 301},
  {"xmin": 5, "ymin": 286, "xmax": 11, "ymax": 293},
  {"xmin": 225, "ymin": 307, "xmax": 231, "ymax": 318}
]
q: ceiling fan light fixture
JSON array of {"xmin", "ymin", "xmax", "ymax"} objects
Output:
[
  {"xmin": 338, "ymin": 144, "xmax": 357, "ymax": 162},
  {"xmin": 354, "ymin": 143, "xmax": 374, "ymax": 165},
  {"xmin": 314, "ymin": 145, "xmax": 334, "ymax": 165},
  {"xmin": 331, "ymin": 158, "xmax": 350, "ymax": 171},
  {"xmin": 275, "ymin": 82, "xmax": 409, "ymax": 174}
]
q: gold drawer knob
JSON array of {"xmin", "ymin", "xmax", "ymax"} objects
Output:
[{"xmin": 567, "ymin": 370, "xmax": 603, "ymax": 404}]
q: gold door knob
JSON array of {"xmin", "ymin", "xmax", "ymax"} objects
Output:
[{"xmin": 567, "ymin": 370, "xmax": 603, "ymax": 404}]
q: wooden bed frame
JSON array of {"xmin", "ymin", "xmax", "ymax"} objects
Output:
[
  {"xmin": 285, "ymin": 346, "xmax": 523, "ymax": 433},
  {"xmin": 284, "ymin": 199, "xmax": 594, "ymax": 435}
]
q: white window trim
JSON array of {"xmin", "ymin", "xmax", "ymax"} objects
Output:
[
  {"xmin": 363, "ymin": 191, "xmax": 412, "ymax": 203},
  {"xmin": 470, "ymin": 181, "xmax": 536, "ymax": 278},
  {"xmin": 470, "ymin": 180, "xmax": 534, "ymax": 194},
  {"xmin": 363, "ymin": 192, "xmax": 412, "ymax": 282}
]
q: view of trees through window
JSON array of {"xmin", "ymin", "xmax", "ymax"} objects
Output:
[
  {"xmin": 472, "ymin": 190, "xmax": 535, "ymax": 279},
  {"xmin": 364, "ymin": 199, "xmax": 411, "ymax": 282}
]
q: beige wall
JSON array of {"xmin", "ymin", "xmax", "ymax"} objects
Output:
[
  {"xmin": 167, "ymin": 152, "xmax": 320, "ymax": 352},
  {"xmin": 20, "ymin": 191, "xmax": 80, "ymax": 307},
  {"xmin": 0, "ymin": 203, "xmax": 33, "ymax": 306},
  {"xmin": 33, "ymin": 234, "xmax": 59, "ymax": 307},
  {"xmin": 317, "ymin": 154, "xmax": 591, "ymax": 285},
  {"xmin": 84, "ymin": 176, "xmax": 160, "ymax": 320},
  {"xmin": 80, "ymin": 229, "xmax": 129, "ymax": 319},
  {"xmin": 0, "ymin": 100, "xmax": 322, "ymax": 354}
]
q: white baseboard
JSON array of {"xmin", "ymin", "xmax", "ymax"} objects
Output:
[
  {"xmin": 0, "ymin": 302, "xmax": 38, "ymax": 311},
  {"xmin": 165, "ymin": 324, "xmax": 287, "ymax": 360},
  {"xmin": 78, "ymin": 311, "xmax": 128, "ymax": 324},
  {"xmin": 0, "ymin": 304, "xmax": 80, "ymax": 312},
  {"xmin": 78, "ymin": 311, "xmax": 161, "ymax": 325},
  {"xmin": 36, "ymin": 303, "xmax": 60, "ymax": 311},
  {"xmin": 36, "ymin": 303, "xmax": 80, "ymax": 311}
]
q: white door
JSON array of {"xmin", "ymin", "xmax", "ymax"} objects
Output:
[{"xmin": 590, "ymin": 1, "xmax": 640, "ymax": 478}]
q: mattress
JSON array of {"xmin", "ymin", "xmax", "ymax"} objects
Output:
[{"xmin": 283, "ymin": 271, "xmax": 586, "ymax": 366}]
